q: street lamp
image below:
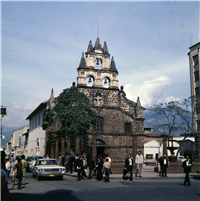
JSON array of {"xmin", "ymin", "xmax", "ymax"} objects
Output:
[{"xmin": 1, "ymin": 106, "xmax": 7, "ymax": 140}]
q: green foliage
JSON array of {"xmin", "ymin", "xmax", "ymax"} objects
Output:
[
  {"xmin": 42, "ymin": 108, "xmax": 56, "ymax": 130},
  {"xmin": 42, "ymin": 87, "xmax": 97, "ymax": 137}
]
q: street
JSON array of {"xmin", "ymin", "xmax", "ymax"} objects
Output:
[{"xmin": 7, "ymin": 173, "xmax": 200, "ymax": 201}]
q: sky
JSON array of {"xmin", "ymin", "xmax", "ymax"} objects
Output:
[{"xmin": 1, "ymin": 1, "xmax": 200, "ymax": 127}]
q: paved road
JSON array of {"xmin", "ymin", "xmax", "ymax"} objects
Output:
[{"xmin": 8, "ymin": 173, "xmax": 200, "ymax": 201}]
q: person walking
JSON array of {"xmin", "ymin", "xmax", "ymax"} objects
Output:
[
  {"xmin": 58, "ymin": 154, "xmax": 62, "ymax": 166},
  {"xmin": 125, "ymin": 154, "xmax": 133, "ymax": 181},
  {"xmin": 135, "ymin": 151, "xmax": 143, "ymax": 177},
  {"xmin": 21, "ymin": 155, "xmax": 27, "ymax": 185},
  {"xmin": 69, "ymin": 154, "xmax": 74, "ymax": 174},
  {"xmin": 14, "ymin": 158, "xmax": 23, "ymax": 190},
  {"xmin": 81, "ymin": 156, "xmax": 87, "ymax": 180},
  {"xmin": 87, "ymin": 156, "xmax": 95, "ymax": 179},
  {"xmin": 96, "ymin": 157, "xmax": 103, "ymax": 181},
  {"xmin": 65, "ymin": 153, "xmax": 70, "ymax": 173},
  {"xmin": 160, "ymin": 155, "xmax": 168, "ymax": 177},
  {"xmin": 75, "ymin": 154, "xmax": 83, "ymax": 181},
  {"xmin": 103, "ymin": 158, "xmax": 111, "ymax": 182},
  {"xmin": 61, "ymin": 154, "xmax": 65, "ymax": 167},
  {"xmin": 182, "ymin": 155, "xmax": 192, "ymax": 186},
  {"xmin": 5, "ymin": 157, "xmax": 11, "ymax": 181}
]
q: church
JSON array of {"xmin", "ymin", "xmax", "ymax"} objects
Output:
[
  {"xmin": 48, "ymin": 38, "xmax": 145, "ymax": 169},
  {"xmin": 27, "ymin": 38, "xmax": 146, "ymax": 172}
]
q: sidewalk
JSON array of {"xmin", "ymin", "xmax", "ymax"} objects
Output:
[{"xmin": 65, "ymin": 165, "xmax": 200, "ymax": 180}]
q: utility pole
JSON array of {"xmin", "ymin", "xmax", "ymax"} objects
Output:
[{"xmin": 1, "ymin": 106, "xmax": 7, "ymax": 140}]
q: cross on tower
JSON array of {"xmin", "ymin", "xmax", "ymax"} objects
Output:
[{"xmin": 95, "ymin": 95, "xmax": 102, "ymax": 106}]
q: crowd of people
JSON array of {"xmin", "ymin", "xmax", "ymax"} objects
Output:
[{"xmin": 56, "ymin": 153, "xmax": 112, "ymax": 182}]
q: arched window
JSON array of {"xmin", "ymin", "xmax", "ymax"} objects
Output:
[
  {"xmin": 103, "ymin": 77, "xmax": 110, "ymax": 88},
  {"xmin": 95, "ymin": 58, "xmax": 102, "ymax": 69},
  {"xmin": 125, "ymin": 122, "xmax": 131, "ymax": 134},
  {"xmin": 87, "ymin": 75, "xmax": 94, "ymax": 87},
  {"xmin": 94, "ymin": 117, "xmax": 104, "ymax": 133}
]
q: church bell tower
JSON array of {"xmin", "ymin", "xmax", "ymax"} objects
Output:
[{"xmin": 77, "ymin": 38, "xmax": 118, "ymax": 89}]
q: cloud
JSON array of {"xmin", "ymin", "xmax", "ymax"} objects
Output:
[
  {"xmin": 2, "ymin": 102, "xmax": 34, "ymax": 127},
  {"xmin": 164, "ymin": 96, "xmax": 182, "ymax": 103},
  {"xmin": 124, "ymin": 76, "xmax": 171, "ymax": 107}
]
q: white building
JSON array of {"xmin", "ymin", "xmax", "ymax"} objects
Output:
[
  {"xmin": 12, "ymin": 126, "xmax": 29, "ymax": 157},
  {"xmin": 144, "ymin": 136, "xmax": 196, "ymax": 162},
  {"xmin": 26, "ymin": 101, "xmax": 48, "ymax": 157}
]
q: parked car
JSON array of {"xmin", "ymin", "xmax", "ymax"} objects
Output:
[
  {"xmin": 30, "ymin": 158, "xmax": 65, "ymax": 180},
  {"xmin": 27, "ymin": 156, "xmax": 43, "ymax": 172},
  {"xmin": 177, "ymin": 156, "xmax": 186, "ymax": 162}
]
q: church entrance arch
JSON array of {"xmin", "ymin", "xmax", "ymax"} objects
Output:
[
  {"xmin": 90, "ymin": 139, "xmax": 106, "ymax": 156},
  {"xmin": 96, "ymin": 139, "xmax": 106, "ymax": 156}
]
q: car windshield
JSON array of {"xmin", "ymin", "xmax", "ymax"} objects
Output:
[{"xmin": 37, "ymin": 160, "xmax": 58, "ymax": 165}]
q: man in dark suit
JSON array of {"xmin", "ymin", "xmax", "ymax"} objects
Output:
[
  {"xmin": 125, "ymin": 154, "xmax": 134, "ymax": 181},
  {"xmin": 87, "ymin": 156, "xmax": 95, "ymax": 179},
  {"xmin": 160, "ymin": 155, "xmax": 168, "ymax": 177},
  {"xmin": 75, "ymin": 154, "xmax": 83, "ymax": 181},
  {"xmin": 69, "ymin": 154, "xmax": 74, "ymax": 174},
  {"xmin": 182, "ymin": 155, "xmax": 192, "ymax": 186}
]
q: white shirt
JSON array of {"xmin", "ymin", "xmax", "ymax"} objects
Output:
[
  {"xmin": 135, "ymin": 154, "xmax": 143, "ymax": 164},
  {"xmin": 129, "ymin": 158, "xmax": 132, "ymax": 166},
  {"xmin": 164, "ymin": 159, "xmax": 167, "ymax": 165}
]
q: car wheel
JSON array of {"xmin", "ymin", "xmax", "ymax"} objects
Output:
[
  {"xmin": 59, "ymin": 176, "xmax": 63, "ymax": 180},
  {"xmin": 36, "ymin": 175, "xmax": 40, "ymax": 181},
  {"xmin": 32, "ymin": 173, "xmax": 36, "ymax": 178}
]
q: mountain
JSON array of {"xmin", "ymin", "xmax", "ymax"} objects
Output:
[{"xmin": 1, "ymin": 125, "xmax": 28, "ymax": 148}]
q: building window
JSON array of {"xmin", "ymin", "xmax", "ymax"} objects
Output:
[
  {"xmin": 193, "ymin": 55, "xmax": 199, "ymax": 66},
  {"xmin": 194, "ymin": 71, "xmax": 199, "ymax": 82},
  {"xmin": 38, "ymin": 115, "xmax": 40, "ymax": 126},
  {"xmin": 195, "ymin": 87, "xmax": 200, "ymax": 96},
  {"xmin": 35, "ymin": 117, "xmax": 37, "ymax": 128},
  {"xmin": 94, "ymin": 117, "xmax": 104, "ymax": 133},
  {"xmin": 32, "ymin": 119, "xmax": 34, "ymax": 130},
  {"xmin": 125, "ymin": 123, "xmax": 131, "ymax": 134}
]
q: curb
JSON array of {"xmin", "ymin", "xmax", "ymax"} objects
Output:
[{"xmin": 64, "ymin": 174, "xmax": 200, "ymax": 180}]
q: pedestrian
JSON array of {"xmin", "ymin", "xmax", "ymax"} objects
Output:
[
  {"xmin": 75, "ymin": 154, "xmax": 83, "ymax": 181},
  {"xmin": 1, "ymin": 169, "xmax": 12, "ymax": 201},
  {"xmin": 14, "ymin": 158, "xmax": 23, "ymax": 190},
  {"xmin": 58, "ymin": 154, "xmax": 62, "ymax": 166},
  {"xmin": 81, "ymin": 156, "xmax": 87, "ymax": 180},
  {"xmin": 87, "ymin": 156, "xmax": 95, "ymax": 179},
  {"xmin": 21, "ymin": 155, "xmax": 27, "ymax": 185},
  {"xmin": 96, "ymin": 157, "xmax": 103, "ymax": 181},
  {"xmin": 158, "ymin": 156, "xmax": 163, "ymax": 176},
  {"xmin": 5, "ymin": 157, "xmax": 11, "ymax": 180},
  {"xmin": 0, "ymin": 151, "xmax": 8, "ymax": 183},
  {"xmin": 61, "ymin": 154, "xmax": 65, "ymax": 167},
  {"xmin": 103, "ymin": 158, "xmax": 111, "ymax": 182},
  {"xmin": 182, "ymin": 155, "xmax": 192, "ymax": 186},
  {"xmin": 160, "ymin": 155, "xmax": 168, "ymax": 177},
  {"xmin": 135, "ymin": 151, "xmax": 143, "ymax": 177},
  {"xmin": 93, "ymin": 155, "xmax": 98, "ymax": 176},
  {"xmin": 46, "ymin": 154, "xmax": 49, "ymax": 159},
  {"xmin": 65, "ymin": 153, "xmax": 70, "ymax": 173},
  {"xmin": 69, "ymin": 154, "xmax": 74, "ymax": 174},
  {"xmin": 125, "ymin": 154, "xmax": 133, "ymax": 181}
]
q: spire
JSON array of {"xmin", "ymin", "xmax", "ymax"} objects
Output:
[
  {"xmin": 110, "ymin": 57, "xmax": 118, "ymax": 73},
  {"xmin": 50, "ymin": 88, "xmax": 55, "ymax": 108},
  {"xmin": 87, "ymin": 40, "xmax": 93, "ymax": 53},
  {"xmin": 94, "ymin": 37, "xmax": 102, "ymax": 50},
  {"xmin": 136, "ymin": 97, "xmax": 141, "ymax": 107},
  {"xmin": 103, "ymin": 41, "xmax": 109, "ymax": 54},
  {"xmin": 78, "ymin": 52, "xmax": 86, "ymax": 69}
]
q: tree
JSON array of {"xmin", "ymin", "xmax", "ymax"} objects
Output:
[
  {"xmin": 42, "ymin": 86, "xmax": 97, "ymax": 138},
  {"xmin": 147, "ymin": 96, "xmax": 200, "ymax": 155}
]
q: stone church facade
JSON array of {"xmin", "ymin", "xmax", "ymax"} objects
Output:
[
  {"xmin": 43, "ymin": 38, "xmax": 146, "ymax": 172},
  {"xmin": 76, "ymin": 38, "xmax": 145, "ymax": 164}
]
